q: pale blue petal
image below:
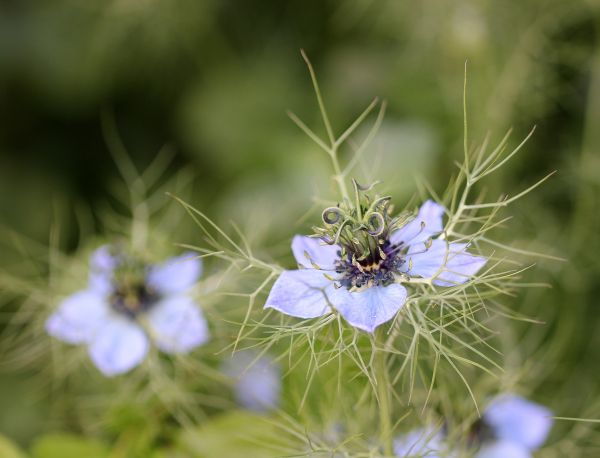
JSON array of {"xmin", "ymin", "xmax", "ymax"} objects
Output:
[
  {"xmin": 88, "ymin": 245, "xmax": 117, "ymax": 296},
  {"xmin": 484, "ymin": 394, "xmax": 553, "ymax": 451},
  {"xmin": 404, "ymin": 241, "xmax": 486, "ymax": 286},
  {"xmin": 476, "ymin": 441, "xmax": 531, "ymax": 458},
  {"xmin": 46, "ymin": 290, "xmax": 110, "ymax": 344},
  {"xmin": 291, "ymin": 235, "xmax": 340, "ymax": 269},
  {"xmin": 390, "ymin": 200, "xmax": 445, "ymax": 247},
  {"xmin": 89, "ymin": 271, "xmax": 113, "ymax": 297},
  {"xmin": 146, "ymin": 253, "xmax": 202, "ymax": 296},
  {"xmin": 88, "ymin": 316, "xmax": 149, "ymax": 376},
  {"xmin": 327, "ymin": 283, "xmax": 407, "ymax": 333},
  {"xmin": 223, "ymin": 350, "xmax": 281, "ymax": 412},
  {"xmin": 393, "ymin": 427, "xmax": 443, "ymax": 457},
  {"xmin": 147, "ymin": 295, "xmax": 209, "ymax": 354},
  {"xmin": 264, "ymin": 269, "xmax": 332, "ymax": 319},
  {"xmin": 90, "ymin": 245, "xmax": 118, "ymax": 271}
]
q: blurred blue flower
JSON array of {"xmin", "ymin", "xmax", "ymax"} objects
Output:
[
  {"xmin": 265, "ymin": 200, "xmax": 486, "ymax": 332},
  {"xmin": 476, "ymin": 440, "xmax": 532, "ymax": 458},
  {"xmin": 46, "ymin": 246, "xmax": 209, "ymax": 376},
  {"xmin": 393, "ymin": 427, "xmax": 446, "ymax": 457},
  {"xmin": 222, "ymin": 350, "xmax": 280, "ymax": 412},
  {"xmin": 476, "ymin": 394, "xmax": 553, "ymax": 458}
]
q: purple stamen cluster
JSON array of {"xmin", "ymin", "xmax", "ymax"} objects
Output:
[{"xmin": 335, "ymin": 242, "xmax": 405, "ymax": 290}]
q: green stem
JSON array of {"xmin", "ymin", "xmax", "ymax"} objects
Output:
[
  {"xmin": 329, "ymin": 147, "xmax": 350, "ymax": 203},
  {"xmin": 375, "ymin": 330, "xmax": 393, "ymax": 455}
]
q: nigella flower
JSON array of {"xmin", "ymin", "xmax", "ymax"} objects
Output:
[
  {"xmin": 475, "ymin": 394, "xmax": 553, "ymax": 458},
  {"xmin": 393, "ymin": 427, "xmax": 448, "ymax": 457},
  {"xmin": 222, "ymin": 350, "xmax": 281, "ymax": 412},
  {"xmin": 265, "ymin": 197, "xmax": 486, "ymax": 332},
  {"xmin": 46, "ymin": 246, "xmax": 209, "ymax": 376}
]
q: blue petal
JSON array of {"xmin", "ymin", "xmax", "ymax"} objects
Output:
[
  {"xmin": 327, "ymin": 283, "xmax": 407, "ymax": 333},
  {"xmin": 90, "ymin": 245, "xmax": 118, "ymax": 271},
  {"xmin": 223, "ymin": 350, "xmax": 281, "ymax": 412},
  {"xmin": 147, "ymin": 295, "xmax": 209, "ymax": 354},
  {"xmin": 264, "ymin": 269, "xmax": 332, "ymax": 319},
  {"xmin": 484, "ymin": 394, "xmax": 553, "ymax": 451},
  {"xmin": 146, "ymin": 253, "xmax": 203, "ymax": 296},
  {"xmin": 88, "ymin": 245, "xmax": 117, "ymax": 296},
  {"xmin": 393, "ymin": 427, "xmax": 444, "ymax": 457},
  {"xmin": 46, "ymin": 290, "xmax": 110, "ymax": 344},
  {"xmin": 390, "ymin": 200, "xmax": 445, "ymax": 247},
  {"xmin": 476, "ymin": 441, "xmax": 532, "ymax": 458},
  {"xmin": 88, "ymin": 316, "xmax": 149, "ymax": 376},
  {"xmin": 404, "ymin": 241, "xmax": 486, "ymax": 286},
  {"xmin": 291, "ymin": 235, "xmax": 340, "ymax": 269}
]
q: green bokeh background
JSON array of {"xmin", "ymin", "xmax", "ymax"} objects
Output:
[{"xmin": 1, "ymin": 0, "xmax": 599, "ymax": 455}]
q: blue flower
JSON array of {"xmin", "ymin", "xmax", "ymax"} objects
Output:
[
  {"xmin": 393, "ymin": 427, "xmax": 446, "ymax": 457},
  {"xmin": 265, "ymin": 200, "xmax": 486, "ymax": 332},
  {"xmin": 476, "ymin": 394, "xmax": 553, "ymax": 458},
  {"xmin": 222, "ymin": 350, "xmax": 281, "ymax": 412},
  {"xmin": 46, "ymin": 246, "xmax": 209, "ymax": 376}
]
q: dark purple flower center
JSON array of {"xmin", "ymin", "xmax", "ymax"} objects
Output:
[
  {"xmin": 335, "ymin": 241, "xmax": 405, "ymax": 290},
  {"xmin": 110, "ymin": 278, "xmax": 159, "ymax": 318}
]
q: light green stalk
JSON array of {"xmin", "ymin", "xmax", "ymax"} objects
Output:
[{"xmin": 375, "ymin": 330, "xmax": 393, "ymax": 456}]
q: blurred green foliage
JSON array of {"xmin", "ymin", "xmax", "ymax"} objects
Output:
[{"xmin": 1, "ymin": 0, "xmax": 600, "ymax": 455}]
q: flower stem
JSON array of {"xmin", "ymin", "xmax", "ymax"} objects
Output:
[{"xmin": 375, "ymin": 330, "xmax": 393, "ymax": 455}]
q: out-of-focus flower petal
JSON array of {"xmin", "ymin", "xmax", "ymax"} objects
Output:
[
  {"xmin": 484, "ymin": 394, "xmax": 553, "ymax": 451},
  {"xmin": 264, "ymin": 269, "xmax": 332, "ymax": 319},
  {"xmin": 90, "ymin": 245, "xmax": 118, "ymax": 271},
  {"xmin": 291, "ymin": 235, "xmax": 340, "ymax": 270},
  {"xmin": 147, "ymin": 295, "xmax": 209, "ymax": 354},
  {"xmin": 88, "ymin": 245, "xmax": 118, "ymax": 296},
  {"xmin": 327, "ymin": 283, "xmax": 407, "ymax": 333},
  {"xmin": 393, "ymin": 427, "xmax": 444, "ymax": 457},
  {"xmin": 223, "ymin": 350, "xmax": 280, "ymax": 412},
  {"xmin": 476, "ymin": 441, "xmax": 531, "ymax": 458},
  {"xmin": 88, "ymin": 316, "xmax": 149, "ymax": 376},
  {"xmin": 46, "ymin": 290, "xmax": 110, "ymax": 344},
  {"xmin": 146, "ymin": 253, "xmax": 202, "ymax": 296},
  {"xmin": 403, "ymin": 241, "xmax": 486, "ymax": 286},
  {"xmin": 390, "ymin": 200, "xmax": 445, "ymax": 247}
]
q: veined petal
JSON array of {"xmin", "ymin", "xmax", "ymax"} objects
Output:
[
  {"xmin": 222, "ymin": 350, "xmax": 281, "ymax": 412},
  {"xmin": 146, "ymin": 253, "xmax": 202, "ymax": 296},
  {"xmin": 327, "ymin": 283, "xmax": 407, "ymax": 333},
  {"xmin": 291, "ymin": 235, "xmax": 340, "ymax": 270},
  {"xmin": 404, "ymin": 240, "xmax": 486, "ymax": 286},
  {"xmin": 393, "ymin": 427, "xmax": 444, "ymax": 458},
  {"xmin": 483, "ymin": 394, "xmax": 553, "ymax": 451},
  {"xmin": 264, "ymin": 269, "xmax": 332, "ymax": 319},
  {"xmin": 476, "ymin": 441, "xmax": 531, "ymax": 458},
  {"xmin": 147, "ymin": 295, "xmax": 209, "ymax": 354},
  {"xmin": 390, "ymin": 200, "xmax": 445, "ymax": 247},
  {"xmin": 46, "ymin": 290, "xmax": 110, "ymax": 344},
  {"xmin": 89, "ymin": 317, "xmax": 149, "ymax": 376},
  {"xmin": 436, "ymin": 247, "xmax": 486, "ymax": 286}
]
